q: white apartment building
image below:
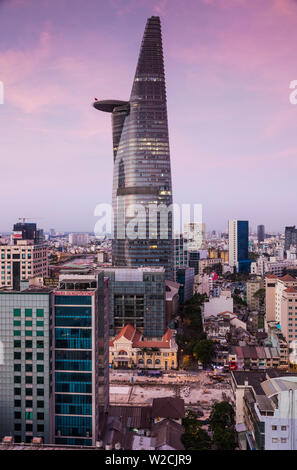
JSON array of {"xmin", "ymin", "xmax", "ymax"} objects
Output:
[{"xmin": 68, "ymin": 233, "xmax": 89, "ymax": 246}]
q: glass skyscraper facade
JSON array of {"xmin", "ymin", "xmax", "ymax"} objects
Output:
[
  {"xmin": 94, "ymin": 16, "xmax": 174, "ymax": 280},
  {"xmin": 0, "ymin": 288, "xmax": 51, "ymax": 443},
  {"xmin": 103, "ymin": 267, "xmax": 166, "ymax": 337},
  {"xmin": 52, "ymin": 273, "xmax": 109, "ymax": 446}
]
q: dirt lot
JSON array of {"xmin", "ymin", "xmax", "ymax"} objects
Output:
[{"xmin": 110, "ymin": 371, "xmax": 233, "ymax": 418}]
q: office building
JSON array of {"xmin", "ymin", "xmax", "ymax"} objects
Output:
[
  {"xmin": 228, "ymin": 220, "xmax": 251, "ymax": 273},
  {"xmin": 13, "ymin": 221, "xmax": 44, "ymax": 245},
  {"xmin": 0, "ymin": 241, "xmax": 48, "ymax": 290},
  {"xmin": 103, "ymin": 266, "xmax": 166, "ymax": 337},
  {"xmin": 176, "ymin": 267, "xmax": 194, "ymax": 304},
  {"xmin": 93, "ymin": 16, "xmax": 174, "ymax": 280},
  {"xmin": 0, "ymin": 284, "xmax": 52, "ymax": 443},
  {"xmin": 257, "ymin": 225, "xmax": 265, "ymax": 243},
  {"xmin": 52, "ymin": 272, "xmax": 109, "ymax": 446},
  {"xmin": 285, "ymin": 226, "xmax": 297, "ymax": 252}
]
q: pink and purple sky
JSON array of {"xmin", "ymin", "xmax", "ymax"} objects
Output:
[{"xmin": 0, "ymin": 0, "xmax": 297, "ymax": 233}]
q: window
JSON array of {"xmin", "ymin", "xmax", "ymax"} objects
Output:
[
  {"xmin": 14, "ymin": 320, "xmax": 21, "ymax": 327},
  {"xmin": 37, "ymin": 376, "xmax": 44, "ymax": 384},
  {"xmin": 14, "ymin": 400, "xmax": 21, "ymax": 407},
  {"xmin": 14, "ymin": 308, "xmax": 21, "ymax": 317},
  {"xmin": 14, "ymin": 376, "xmax": 21, "ymax": 384},
  {"xmin": 37, "ymin": 364, "xmax": 44, "ymax": 372},
  {"xmin": 36, "ymin": 321, "xmax": 44, "ymax": 327},
  {"xmin": 37, "ymin": 424, "xmax": 44, "ymax": 432},
  {"xmin": 14, "ymin": 352, "xmax": 21, "ymax": 360},
  {"xmin": 26, "ymin": 388, "xmax": 33, "ymax": 396},
  {"xmin": 25, "ymin": 376, "xmax": 32, "ymax": 384},
  {"xmin": 15, "ymin": 411, "xmax": 21, "ymax": 419},
  {"xmin": 25, "ymin": 400, "xmax": 33, "ymax": 408},
  {"xmin": 37, "ymin": 353, "xmax": 44, "ymax": 361},
  {"xmin": 272, "ymin": 425, "xmax": 277, "ymax": 430},
  {"xmin": 25, "ymin": 340, "xmax": 32, "ymax": 348},
  {"xmin": 37, "ymin": 401, "xmax": 44, "ymax": 408},
  {"xmin": 281, "ymin": 438, "xmax": 287, "ymax": 443},
  {"xmin": 14, "ymin": 388, "xmax": 21, "ymax": 395},
  {"xmin": 26, "ymin": 352, "xmax": 32, "ymax": 360},
  {"xmin": 14, "ymin": 340, "xmax": 21, "ymax": 348},
  {"xmin": 37, "ymin": 412, "xmax": 44, "ymax": 420},
  {"xmin": 25, "ymin": 364, "xmax": 32, "ymax": 372},
  {"xmin": 25, "ymin": 321, "xmax": 32, "ymax": 327},
  {"xmin": 36, "ymin": 331, "xmax": 44, "ymax": 337},
  {"xmin": 272, "ymin": 438, "xmax": 278, "ymax": 443},
  {"xmin": 14, "ymin": 330, "xmax": 21, "ymax": 336},
  {"xmin": 36, "ymin": 309, "xmax": 44, "ymax": 317},
  {"xmin": 25, "ymin": 411, "xmax": 33, "ymax": 420},
  {"xmin": 14, "ymin": 364, "xmax": 21, "ymax": 372}
]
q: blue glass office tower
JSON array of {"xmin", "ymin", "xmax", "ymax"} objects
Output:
[
  {"xmin": 52, "ymin": 273, "xmax": 109, "ymax": 446},
  {"xmin": 94, "ymin": 16, "xmax": 174, "ymax": 280},
  {"xmin": 228, "ymin": 220, "xmax": 251, "ymax": 273}
]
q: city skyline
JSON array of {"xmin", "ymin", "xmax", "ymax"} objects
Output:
[{"xmin": 0, "ymin": 0, "xmax": 297, "ymax": 232}]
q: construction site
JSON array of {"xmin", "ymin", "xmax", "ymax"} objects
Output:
[{"xmin": 110, "ymin": 370, "xmax": 233, "ymax": 421}]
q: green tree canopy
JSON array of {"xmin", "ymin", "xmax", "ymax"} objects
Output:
[{"xmin": 193, "ymin": 339, "xmax": 214, "ymax": 367}]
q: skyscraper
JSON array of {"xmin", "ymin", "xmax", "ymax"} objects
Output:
[
  {"xmin": 257, "ymin": 224, "xmax": 265, "ymax": 243},
  {"xmin": 94, "ymin": 16, "xmax": 173, "ymax": 280},
  {"xmin": 228, "ymin": 220, "xmax": 251, "ymax": 273},
  {"xmin": 285, "ymin": 226, "xmax": 297, "ymax": 252}
]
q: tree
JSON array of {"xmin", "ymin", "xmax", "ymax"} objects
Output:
[
  {"xmin": 182, "ymin": 410, "xmax": 212, "ymax": 450},
  {"xmin": 209, "ymin": 401, "xmax": 236, "ymax": 450},
  {"xmin": 193, "ymin": 339, "xmax": 214, "ymax": 367},
  {"xmin": 253, "ymin": 288, "xmax": 265, "ymax": 307},
  {"xmin": 209, "ymin": 401, "xmax": 235, "ymax": 429}
]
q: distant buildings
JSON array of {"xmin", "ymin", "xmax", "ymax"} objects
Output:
[
  {"xmin": 228, "ymin": 220, "xmax": 251, "ymax": 273},
  {"xmin": 257, "ymin": 225, "xmax": 265, "ymax": 243},
  {"xmin": 68, "ymin": 233, "xmax": 89, "ymax": 246},
  {"xmin": 285, "ymin": 226, "xmax": 297, "ymax": 251}
]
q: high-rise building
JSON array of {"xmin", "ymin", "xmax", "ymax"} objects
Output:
[
  {"xmin": 0, "ymin": 284, "xmax": 52, "ymax": 443},
  {"xmin": 51, "ymin": 272, "xmax": 109, "ymax": 446},
  {"xmin": 94, "ymin": 16, "xmax": 174, "ymax": 280},
  {"xmin": 285, "ymin": 226, "xmax": 297, "ymax": 251},
  {"xmin": 257, "ymin": 224, "xmax": 265, "ymax": 243},
  {"xmin": 228, "ymin": 220, "xmax": 251, "ymax": 273},
  {"xmin": 103, "ymin": 266, "xmax": 166, "ymax": 337},
  {"xmin": 0, "ymin": 241, "xmax": 48, "ymax": 290}
]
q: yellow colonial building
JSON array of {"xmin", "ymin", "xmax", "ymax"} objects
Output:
[{"xmin": 109, "ymin": 324, "xmax": 178, "ymax": 370}]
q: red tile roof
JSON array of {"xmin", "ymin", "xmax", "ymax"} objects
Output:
[
  {"xmin": 284, "ymin": 287, "xmax": 297, "ymax": 294},
  {"xmin": 266, "ymin": 274, "xmax": 277, "ymax": 279},
  {"xmin": 280, "ymin": 274, "xmax": 296, "ymax": 282},
  {"xmin": 110, "ymin": 324, "xmax": 173, "ymax": 349}
]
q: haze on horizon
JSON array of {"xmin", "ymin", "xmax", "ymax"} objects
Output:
[{"xmin": 0, "ymin": 0, "xmax": 297, "ymax": 234}]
